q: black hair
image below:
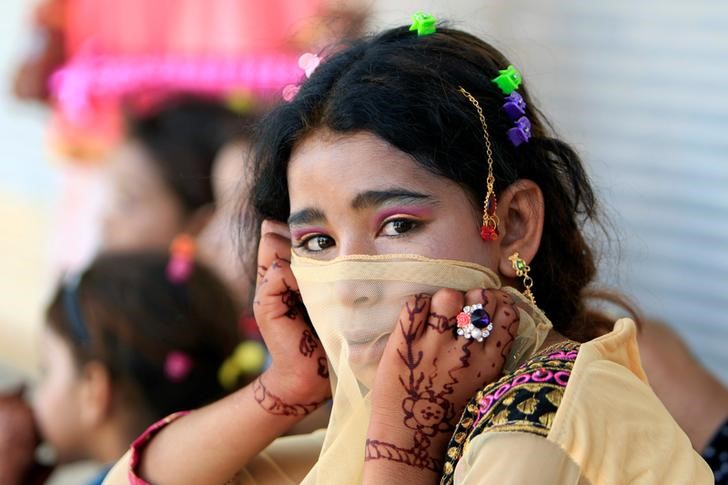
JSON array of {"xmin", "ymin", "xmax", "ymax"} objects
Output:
[
  {"xmin": 46, "ymin": 251, "xmax": 240, "ymax": 431},
  {"xmin": 245, "ymin": 25, "xmax": 633, "ymax": 341},
  {"xmin": 127, "ymin": 97, "xmax": 249, "ymax": 214}
]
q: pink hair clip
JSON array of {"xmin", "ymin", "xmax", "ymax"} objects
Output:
[
  {"xmin": 165, "ymin": 351, "xmax": 193, "ymax": 382},
  {"xmin": 166, "ymin": 234, "xmax": 196, "ymax": 283},
  {"xmin": 282, "ymin": 52, "xmax": 322, "ymax": 102},
  {"xmin": 282, "ymin": 84, "xmax": 301, "ymax": 102},
  {"xmin": 298, "ymin": 53, "xmax": 321, "ymax": 79}
]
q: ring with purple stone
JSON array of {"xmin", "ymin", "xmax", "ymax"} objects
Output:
[{"xmin": 455, "ymin": 304, "xmax": 494, "ymax": 343}]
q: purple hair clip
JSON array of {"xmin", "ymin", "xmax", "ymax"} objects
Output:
[
  {"xmin": 503, "ymin": 92, "xmax": 526, "ymax": 120},
  {"xmin": 507, "ymin": 116, "xmax": 532, "ymax": 147}
]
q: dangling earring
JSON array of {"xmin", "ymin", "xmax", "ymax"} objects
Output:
[
  {"xmin": 458, "ymin": 87, "xmax": 500, "ymax": 241},
  {"xmin": 508, "ymin": 252, "xmax": 536, "ymax": 306}
]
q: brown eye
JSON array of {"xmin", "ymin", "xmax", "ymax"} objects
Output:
[
  {"xmin": 380, "ymin": 219, "xmax": 417, "ymax": 236},
  {"xmin": 303, "ymin": 235, "xmax": 335, "ymax": 252}
]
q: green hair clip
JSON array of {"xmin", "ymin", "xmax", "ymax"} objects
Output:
[
  {"xmin": 492, "ymin": 65, "xmax": 522, "ymax": 95},
  {"xmin": 409, "ymin": 12, "xmax": 437, "ymax": 36}
]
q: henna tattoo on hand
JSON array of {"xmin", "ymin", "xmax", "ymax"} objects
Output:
[
  {"xmin": 298, "ymin": 329, "xmax": 329, "ymax": 380},
  {"xmin": 253, "ymin": 378, "xmax": 324, "ymax": 416},
  {"xmin": 367, "ymin": 290, "xmax": 520, "ymax": 475},
  {"xmin": 365, "ymin": 439, "xmax": 442, "ymax": 472},
  {"xmin": 256, "ymin": 261, "xmax": 268, "ymax": 281},
  {"xmin": 317, "ymin": 356, "xmax": 329, "ymax": 378},
  {"xmin": 426, "ymin": 311, "xmax": 453, "ymax": 334},
  {"xmin": 500, "ymin": 318, "xmax": 518, "ymax": 361},
  {"xmin": 366, "ymin": 294, "xmax": 458, "ymax": 473},
  {"xmin": 299, "ymin": 329, "xmax": 317, "ymax": 357},
  {"xmin": 272, "ymin": 278, "xmax": 302, "ymax": 319}
]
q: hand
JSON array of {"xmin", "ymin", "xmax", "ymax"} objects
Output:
[
  {"xmin": 0, "ymin": 387, "xmax": 43, "ymax": 485},
  {"xmin": 364, "ymin": 288, "xmax": 520, "ymax": 480},
  {"xmin": 253, "ymin": 220, "xmax": 330, "ymax": 414}
]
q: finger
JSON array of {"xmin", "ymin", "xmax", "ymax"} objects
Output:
[
  {"xmin": 426, "ymin": 288, "xmax": 464, "ymax": 335},
  {"xmin": 253, "ymin": 258, "xmax": 318, "ymax": 363},
  {"xmin": 255, "ymin": 258, "xmax": 304, "ymax": 322},
  {"xmin": 257, "ymin": 220, "xmax": 292, "ymax": 285},
  {"xmin": 383, "ymin": 293, "xmax": 432, "ymax": 359},
  {"xmin": 425, "ymin": 288, "xmax": 471, "ymax": 374},
  {"xmin": 484, "ymin": 290, "xmax": 520, "ymax": 364}
]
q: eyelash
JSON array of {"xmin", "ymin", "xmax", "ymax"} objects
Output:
[{"xmin": 293, "ymin": 216, "xmax": 423, "ymax": 254}]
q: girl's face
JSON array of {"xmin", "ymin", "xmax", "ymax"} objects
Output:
[
  {"xmin": 32, "ymin": 328, "xmax": 86, "ymax": 462},
  {"xmin": 102, "ymin": 140, "xmax": 186, "ymax": 251},
  {"xmin": 287, "ymin": 130, "xmax": 498, "ymax": 269}
]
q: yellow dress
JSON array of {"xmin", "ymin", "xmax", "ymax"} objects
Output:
[{"xmin": 442, "ymin": 319, "xmax": 712, "ymax": 484}]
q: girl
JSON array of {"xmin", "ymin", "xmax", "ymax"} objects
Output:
[
  {"xmin": 2, "ymin": 251, "xmax": 242, "ymax": 484},
  {"xmin": 104, "ymin": 20, "xmax": 711, "ymax": 484}
]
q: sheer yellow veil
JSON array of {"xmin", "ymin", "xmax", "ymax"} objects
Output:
[{"xmin": 290, "ymin": 253, "xmax": 552, "ymax": 484}]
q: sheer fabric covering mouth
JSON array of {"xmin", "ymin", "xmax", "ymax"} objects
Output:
[{"xmin": 290, "ymin": 253, "xmax": 552, "ymax": 484}]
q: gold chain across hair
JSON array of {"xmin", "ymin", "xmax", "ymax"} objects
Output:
[{"xmin": 457, "ymin": 87, "xmax": 499, "ymax": 241}]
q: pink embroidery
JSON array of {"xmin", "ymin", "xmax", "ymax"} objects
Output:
[
  {"xmin": 510, "ymin": 374, "xmax": 531, "ymax": 387},
  {"xmin": 554, "ymin": 371, "xmax": 570, "ymax": 386},
  {"xmin": 473, "ymin": 368, "xmax": 572, "ymax": 427},
  {"xmin": 531, "ymin": 368, "xmax": 553, "ymax": 382},
  {"xmin": 492, "ymin": 382, "xmax": 512, "ymax": 400},
  {"xmin": 547, "ymin": 350, "xmax": 578, "ymax": 361}
]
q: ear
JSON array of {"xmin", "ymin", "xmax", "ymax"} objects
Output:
[
  {"xmin": 495, "ymin": 179, "xmax": 544, "ymax": 277},
  {"xmin": 78, "ymin": 361, "xmax": 113, "ymax": 429},
  {"xmin": 183, "ymin": 204, "xmax": 215, "ymax": 237}
]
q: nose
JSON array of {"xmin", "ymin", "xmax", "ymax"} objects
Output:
[
  {"xmin": 337, "ymin": 235, "xmax": 376, "ymax": 258},
  {"xmin": 334, "ymin": 280, "xmax": 383, "ymax": 309}
]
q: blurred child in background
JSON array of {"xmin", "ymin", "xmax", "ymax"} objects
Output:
[{"xmin": 0, "ymin": 251, "xmax": 260, "ymax": 484}]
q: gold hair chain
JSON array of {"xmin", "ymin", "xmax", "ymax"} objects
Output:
[{"xmin": 458, "ymin": 87, "xmax": 499, "ymax": 240}]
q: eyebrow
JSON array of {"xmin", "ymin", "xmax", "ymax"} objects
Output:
[
  {"xmin": 288, "ymin": 208, "xmax": 327, "ymax": 226},
  {"xmin": 351, "ymin": 189, "xmax": 435, "ymax": 210}
]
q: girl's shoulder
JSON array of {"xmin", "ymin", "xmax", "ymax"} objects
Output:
[{"xmin": 441, "ymin": 340, "xmax": 580, "ymax": 480}]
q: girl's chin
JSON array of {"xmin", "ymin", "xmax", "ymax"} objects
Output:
[{"xmin": 346, "ymin": 334, "xmax": 390, "ymax": 389}]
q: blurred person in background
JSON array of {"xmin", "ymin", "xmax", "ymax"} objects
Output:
[
  {"xmin": 197, "ymin": 138, "xmax": 257, "ymax": 310},
  {"xmin": 102, "ymin": 98, "xmax": 239, "ymax": 252},
  {"xmin": 101, "ymin": 97, "xmax": 259, "ymax": 311},
  {"xmin": 0, "ymin": 251, "xmax": 257, "ymax": 484}
]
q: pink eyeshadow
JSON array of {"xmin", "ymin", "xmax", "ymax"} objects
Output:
[
  {"xmin": 291, "ymin": 226, "xmax": 328, "ymax": 241},
  {"xmin": 373, "ymin": 206, "xmax": 433, "ymax": 228}
]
